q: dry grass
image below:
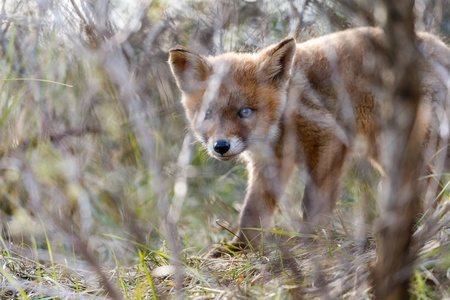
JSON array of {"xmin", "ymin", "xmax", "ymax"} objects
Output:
[
  {"xmin": 2, "ymin": 212, "xmax": 450, "ymax": 298},
  {"xmin": 0, "ymin": 0, "xmax": 450, "ymax": 299}
]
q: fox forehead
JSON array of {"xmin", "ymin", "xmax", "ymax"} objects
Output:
[
  {"xmin": 207, "ymin": 54, "xmax": 258, "ymax": 90},
  {"xmin": 200, "ymin": 55, "xmax": 282, "ymax": 109},
  {"xmin": 209, "ymin": 52, "xmax": 260, "ymax": 73}
]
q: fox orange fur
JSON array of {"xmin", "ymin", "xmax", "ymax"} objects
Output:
[{"xmin": 168, "ymin": 27, "xmax": 450, "ymax": 251}]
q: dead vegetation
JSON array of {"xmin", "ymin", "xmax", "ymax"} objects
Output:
[{"xmin": 0, "ymin": 0, "xmax": 450, "ymax": 299}]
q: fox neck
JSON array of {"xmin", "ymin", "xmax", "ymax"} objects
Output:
[{"xmin": 240, "ymin": 123, "xmax": 282, "ymax": 164}]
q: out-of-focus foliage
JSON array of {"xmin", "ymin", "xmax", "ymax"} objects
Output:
[{"xmin": 0, "ymin": 0, "xmax": 449, "ymax": 298}]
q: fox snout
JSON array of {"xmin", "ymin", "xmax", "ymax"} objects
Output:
[
  {"xmin": 213, "ymin": 140, "xmax": 230, "ymax": 155},
  {"xmin": 206, "ymin": 137, "xmax": 245, "ymax": 160}
]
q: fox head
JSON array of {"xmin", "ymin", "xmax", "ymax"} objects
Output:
[{"xmin": 168, "ymin": 37, "xmax": 296, "ymax": 161}]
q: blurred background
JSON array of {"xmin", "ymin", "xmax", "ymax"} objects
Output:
[{"xmin": 0, "ymin": 0, "xmax": 449, "ymax": 298}]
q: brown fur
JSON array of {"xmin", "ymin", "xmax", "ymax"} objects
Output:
[{"xmin": 169, "ymin": 27, "xmax": 450, "ymax": 250}]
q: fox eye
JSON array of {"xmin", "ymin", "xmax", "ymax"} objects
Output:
[
  {"xmin": 205, "ymin": 109, "xmax": 213, "ymax": 120},
  {"xmin": 238, "ymin": 107, "xmax": 254, "ymax": 119}
]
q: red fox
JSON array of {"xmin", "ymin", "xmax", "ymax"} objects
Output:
[{"xmin": 168, "ymin": 27, "xmax": 450, "ymax": 253}]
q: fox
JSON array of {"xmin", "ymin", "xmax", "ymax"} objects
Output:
[{"xmin": 168, "ymin": 27, "xmax": 450, "ymax": 254}]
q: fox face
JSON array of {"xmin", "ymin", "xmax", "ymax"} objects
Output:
[{"xmin": 169, "ymin": 38, "xmax": 296, "ymax": 160}]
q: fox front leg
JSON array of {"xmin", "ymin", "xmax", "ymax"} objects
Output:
[
  {"xmin": 208, "ymin": 158, "xmax": 295, "ymax": 257},
  {"xmin": 300, "ymin": 136, "xmax": 348, "ymax": 233},
  {"xmin": 234, "ymin": 155, "xmax": 297, "ymax": 248}
]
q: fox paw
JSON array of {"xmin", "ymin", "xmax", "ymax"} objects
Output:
[{"xmin": 206, "ymin": 241, "xmax": 249, "ymax": 258}]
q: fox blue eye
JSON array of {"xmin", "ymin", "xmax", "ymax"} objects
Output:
[
  {"xmin": 238, "ymin": 107, "xmax": 254, "ymax": 119},
  {"xmin": 205, "ymin": 109, "xmax": 212, "ymax": 120}
]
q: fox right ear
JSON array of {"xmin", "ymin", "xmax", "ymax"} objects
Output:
[
  {"xmin": 259, "ymin": 37, "xmax": 296, "ymax": 85},
  {"xmin": 168, "ymin": 48, "xmax": 210, "ymax": 94}
]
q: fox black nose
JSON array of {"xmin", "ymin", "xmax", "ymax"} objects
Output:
[{"xmin": 213, "ymin": 140, "xmax": 230, "ymax": 155}]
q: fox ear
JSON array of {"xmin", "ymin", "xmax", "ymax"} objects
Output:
[
  {"xmin": 168, "ymin": 48, "xmax": 210, "ymax": 93},
  {"xmin": 260, "ymin": 37, "xmax": 296, "ymax": 85}
]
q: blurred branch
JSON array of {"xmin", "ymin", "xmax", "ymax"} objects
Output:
[
  {"xmin": 49, "ymin": 127, "xmax": 101, "ymax": 143},
  {"xmin": 373, "ymin": 1, "xmax": 424, "ymax": 299},
  {"xmin": 5, "ymin": 126, "xmax": 102, "ymax": 154},
  {"xmin": 339, "ymin": 0, "xmax": 376, "ymax": 26},
  {"xmin": 289, "ymin": 0, "xmax": 311, "ymax": 39},
  {"xmin": 69, "ymin": 0, "xmax": 114, "ymax": 49},
  {"xmin": 69, "ymin": 231, "xmax": 124, "ymax": 300},
  {"xmin": 69, "ymin": 0, "xmax": 88, "ymax": 27}
]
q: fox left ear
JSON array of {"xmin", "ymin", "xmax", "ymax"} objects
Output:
[{"xmin": 259, "ymin": 37, "xmax": 296, "ymax": 85}]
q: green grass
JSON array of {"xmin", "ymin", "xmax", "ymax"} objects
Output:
[
  {"xmin": 1, "ymin": 209, "xmax": 450, "ymax": 298},
  {"xmin": 0, "ymin": 0, "xmax": 450, "ymax": 298}
]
